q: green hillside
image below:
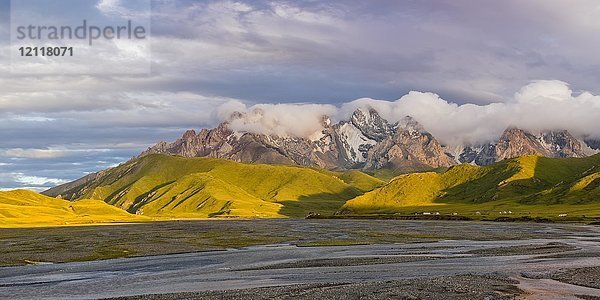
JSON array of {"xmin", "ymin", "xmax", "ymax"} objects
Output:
[
  {"xmin": 58, "ymin": 154, "xmax": 385, "ymax": 218},
  {"xmin": 37, "ymin": 153, "xmax": 599, "ymax": 221},
  {"xmin": 0, "ymin": 190, "xmax": 145, "ymax": 228},
  {"xmin": 341, "ymin": 154, "xmax": 600, "ymax": 218}
]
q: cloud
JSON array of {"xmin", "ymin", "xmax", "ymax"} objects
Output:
[
  {"xmin": 96, "ymin": 0, "xmax": 149, "ymax": 20},
  {"xmin": 14, "ymin": 174, "xmax": 69, "ymax": 186},
  {"xmin": 0, "ymin": 145, "xmax": 139, "ymax": 190},
  {"xmin": 0, "ymin": 148, "xmax": 71, "ymax": 159},
  {"xmin": 3, "ymin": 0, "xmax": 600, "ymax": 190},
  {"xmin": 219, "ymin": 101, "xmax": 337, "ymax": 138},
  {"xmin": 0, "ymin": 172, "xmax": 68, "ymax": 191},
  {"xmin": 217, "ymin": 80, "xmax": 600, "ymax": 146},
  {"xmin": 0, "ymin": 147, "xmax": 116, "ymax": 159},
  {"xmin": 144, "ymin": 0, "xmax": 600, "ymax": 104},
  {"xmin": 96, "ymin": 0, "xmax": 121, "ymax": 13}
]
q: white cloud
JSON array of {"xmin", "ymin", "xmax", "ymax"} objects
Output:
[
  {"xmin": 10, "ymin": 116, "xmax": 56, "ymax": 122},
  {"xmin": 514, "ymin": 80, "xmax": 573, "ymax": 103},
  {"xmin": 15, "ymin": 174, "xmax": 68, "ymax": 186},
  {"xmin": 96, "ymin": 0, "xmax": 121, "ymax": 13},
  {"xmin": 0, "ymin": 148, "xmax": 70, "ymax": 159},
  {"xmin": 216, "ymin": 80, "xmax": 600, "ymax": 146},
  {"xmin": 96, "ymin": 0, "xmax": 149, "ymax": 20},
  {"xmin": 219, "ymin": 101, "xmax": 337, "ymax": 138},
  {"xmin": 0, "ymin": 148, "xmax": 112, "ymax": 159},
  {"xmin": 0, "ymin": 172, "xmax": 68, "ymax": 190}
]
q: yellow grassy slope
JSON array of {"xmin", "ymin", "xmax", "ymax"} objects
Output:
[
  {"xmin": 342, "ymin": 154, "xmax": 600, "ymax": 215},
  {"xmin": 0, "ymin": 190, "xmax": 146, "ymax": 228},
  {"xmin": 81, "ymin": 154, "xmax": 384, "ymax": 218}
]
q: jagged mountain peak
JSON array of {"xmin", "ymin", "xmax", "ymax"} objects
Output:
[
  {"xmin": 350, "ymin": 107, "xmax": 385, "ymax": 124},
  {"xmin": 141, "ymin": 110, "xmax": 595, "ymax": 172},
  {"xmin": 395, "ymin": 115, "xmax": 423, "ymax": 132},
  {"xmin": 181, "ymin": 129, "xmax": 197, "ymax": 139},
  {"xmin": 457, "ymin": 127, "xmax": 587, "ymax": 165},
  {"xmin": 140, "ymin": 108, "xmax": 456, "ymax": 172},
  {"xmin": 348, "ymin": 107, "xmax": 393, "ymax": 142},
  {"xmin": 497, "ymin": 127, "xmax": 585, "ymax": 159},
  {"xmin": 584, "ymin": 137, "xmax": 600, "ymax": 150},
  {"xmin": 538, "ymin": 130, "xmax": 585, "ymax": 157}
]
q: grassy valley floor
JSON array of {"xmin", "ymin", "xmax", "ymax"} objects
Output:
[
  {"xmin": 0, "ymin": 220, "xmax": 599, "ymax": 299},
  {"xmin": 0, "ymin": 219, "xmax": 597, "ymax": 267}
]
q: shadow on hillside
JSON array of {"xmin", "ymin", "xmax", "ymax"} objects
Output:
[
  {"xmin": 522, "ymin": 155, "xmax": 600, "ymax": 205},
  {"xmin": 277, "ymin": 188, "xmax": 361, "ymax": 218},
  {"xmin": 436, "ymin": 156, "xmax": 585, "ymax": 206},
  {"xmin": 128, "ymin": 181, "xmax": 175, "ymax": 213},
  {"xmin": 522, "ymin": 156, "xmax": 564, "ymax": 204},
  {"xmin": 105, "ymin": 183, "xmax": 135, "ymax": 206},
  {"xmin": 433, "ymin": 161, "xmax": 523, "ymax": 205}
]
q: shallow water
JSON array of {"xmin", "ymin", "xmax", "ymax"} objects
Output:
[{"xmin": 0, "ymin": 220, "xmax": 599, "ymax": 299}]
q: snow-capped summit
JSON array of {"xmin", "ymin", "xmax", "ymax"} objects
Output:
[
  {"xmin": 141, "ymin": 108, "xmax": 598, "ymax": 172},
  {"xmin": 348, "ymin": 107, "xmax": 394, "ymax": 142}
]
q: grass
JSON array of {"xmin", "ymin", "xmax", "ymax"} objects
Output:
[
  {"xmin": 4, "ymin": 153, "xmax": 598, "ymax": 226},
  {"xmin": 1, "ymin": 218, "xmax": 587, "ymax": 266},
  {"xmin": 0, "ymin": 190, "xmax": 147, "ymax": 228},
  {"xmin": 49, "ymin": 154, "xmax": 384, "ymax": 218},
  {"xmin": 341, "ymin": 154, "xmax": 600, "ymax": 218},
  {"xmin": 339, "ymin": 202, "xmax": 600, "ymax": 222}
]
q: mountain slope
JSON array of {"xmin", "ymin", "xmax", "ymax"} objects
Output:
[
  {"xmin": 140, "ymin": 108, "xmax": 455, "ymax": 172},
  {"xmin": 0, "ymin": 190, "xmax": 144, "ymax": 228},
  {"xmin": 45, "ymin": 154, "xmax": 385, "ymax": 218},
  {"xmin": 457, "ymin": 128, "xmax": 589, "ymax": 165},
  {"xmin": 341, "ymin": 154, "xmax": 600, "ymax": 216},
  {"xmin": 140, "ymin": 107, "xmax": 596, "ymax": 173}
]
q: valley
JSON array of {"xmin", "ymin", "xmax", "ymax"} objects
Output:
[
  {"xmin": 0, "ymin": 220, "xmax": 598, "ymax": 299},
  {"xmin": 4, "ymin": 2, "xmax": 600, "ymax": 299},
  {"xmin": 14, "ymin": 106, "xmax": 594, "ymax": 227},
  {"xmin": 21, "ymin": 153, "xmax": 596, "ymax": 225}
]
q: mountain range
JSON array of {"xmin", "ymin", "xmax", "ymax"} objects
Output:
[
  {"xmin": 40, "ymin": 153, "xmax": 600, "ymax": 221},
  {"xmin": 44, "ymin": 154, "xmax": 384, "ymax": 218},
  {"xmin": 140, "ymin": 107, "xmax": 599, "ymax": 173},
  {"xmin": 33, "ymin": 106, "xmax": 599, "ymax": 223},
  {"xmin": 342, "ymin": 154, "xmax": 600, "ymax": 215}
]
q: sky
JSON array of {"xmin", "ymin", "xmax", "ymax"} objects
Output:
[{"xmin": 1, "ymin": 0, "xmax": 600, "ymax": 190}]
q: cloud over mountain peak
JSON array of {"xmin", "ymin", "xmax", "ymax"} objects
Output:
[{"xmin": 216, "ymin": 80, "xmax": 600, "ymax": 147}]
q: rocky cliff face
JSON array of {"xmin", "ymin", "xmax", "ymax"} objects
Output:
[
  {"xmin": 142, "ymin": 108, "xmax": 455, "ymax": 171},
  {"xmin": 44, "ymin": 108, "xmax": 599, "ymax": 198},
  {"xmin": 142, "ymin": 123, "xmax": 321, "ymax": 167},
  {"xmin": 141, "ymin": 108, "xmax": 596, "ymax": 171},
  {"xmin": 584, "ymin": 138, "xmax": 600, "ymax": 150},
  {"xmin": 362, "ymin": 116, "xmax": 453, "ymax": 170},
  {"xmin": 495, "ymin": 128, "xmax": 555, "ymax": 160},
  {"xmin": 458, "ymin": 128, "xmax": 587, "ymax": 165}
]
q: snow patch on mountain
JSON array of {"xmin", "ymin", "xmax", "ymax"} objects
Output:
[{"xmin": 338, "ymin": 123, "xmax": 376, "ymax": 162}]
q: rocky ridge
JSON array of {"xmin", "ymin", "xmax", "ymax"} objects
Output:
[
  {"xmin": 141, "ymin": 108, "xmax": 455, "ymax": 172},
  {"xmin": 458, "ymin": 128, "xmax": 589, "ymax": 165},
  {"xmin": 142, "ymin": 107, "xmax": 597, "ymax": 171}
]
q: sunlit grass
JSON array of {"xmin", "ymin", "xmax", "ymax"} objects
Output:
[
  {"xmin": 342, "ymin": 154, "xmax": 600, "ymax": 218},
  {"xmin": 0, "ymin": 190, "xmax": 148, "ymax": 228}
]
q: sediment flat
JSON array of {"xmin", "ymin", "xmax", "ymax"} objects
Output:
[{"xmin": 0, "ymin": 220, "xmax": 598, "ymax": 299}]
